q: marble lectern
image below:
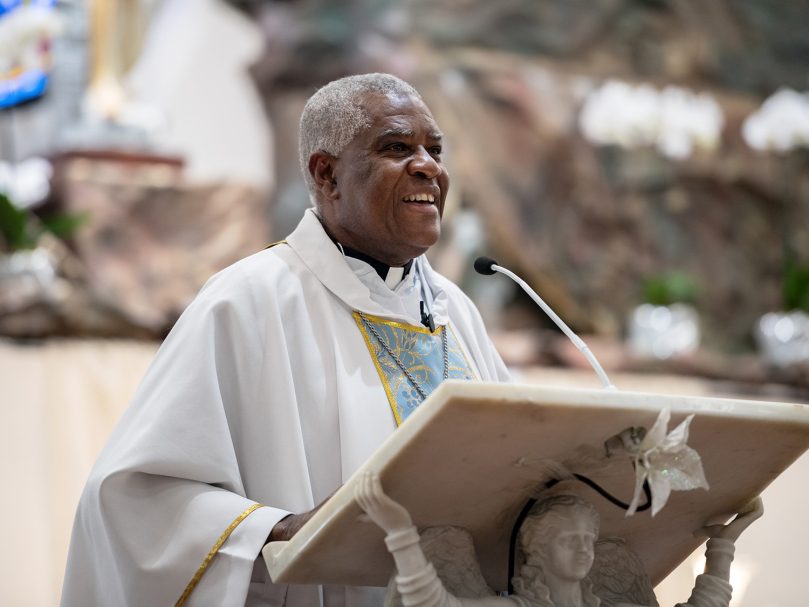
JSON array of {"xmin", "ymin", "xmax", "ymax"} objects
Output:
[{"xmin": 263, "ymin": 382, "xmax": 809, "ymax": 591}]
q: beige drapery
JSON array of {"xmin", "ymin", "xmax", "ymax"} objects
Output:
[{"xmin": 0, "ymin": 339, "xmax": 156, "ymax": 607}]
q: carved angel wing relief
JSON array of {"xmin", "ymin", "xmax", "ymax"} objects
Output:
[
  {"xmin": 588, "ymin": 537, "xmax": 659, "ymax": 607},
  {"xmin": 384, "ymin": 525, "xmax": 494, "ymax": 606}
]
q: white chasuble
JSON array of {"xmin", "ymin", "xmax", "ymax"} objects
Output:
[{"xmin": 61, "ymin": 209, "xmax": 510, "ymax": 607}]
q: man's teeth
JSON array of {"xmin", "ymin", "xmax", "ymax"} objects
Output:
[{"xmin": 402, "ymin": 194, "xmax": 435, "ymax": 203}]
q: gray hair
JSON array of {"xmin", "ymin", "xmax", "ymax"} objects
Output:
[{"xmin": 298, "ymin": 73, "xmax": 422, "ymax": 198}]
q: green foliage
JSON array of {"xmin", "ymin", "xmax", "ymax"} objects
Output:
[
  {"xmin": 40, "ymin": 212, "xmax": 89, "ymax": 240},
  {"xmin": 0, "ymin": 191, "xmax": 88, "ymax": 252},
  {"xmin": 783, "ymin": 263, "xmax": 809, "ymax": 312},
  {"xmin": 642, "ymin": 272, "xmax": 698, "ymax": 306},
  {"xmin": 0, "ymin": 192, "xmax": 36, "ymax": 250}
]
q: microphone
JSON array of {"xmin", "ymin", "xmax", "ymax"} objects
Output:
[
  {"xmin": 474, "ymin": 256, "xmax": 616, "ymax": 390},
  {"xmin": 473, "ymin": 256, "xmax": 498, "ymax": 275}
]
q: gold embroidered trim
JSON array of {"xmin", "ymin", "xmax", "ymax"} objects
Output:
[
  {"xmin": 356, "ymin": 311, "xmax": 445, "ymax": 336},
  {"xmin": 353, "ymin": 312, "xmax": 403, "ymax": 426},
  {"xmin": 175, "ymin": 503, "xmax": 265, "ymax": 607},
  {"xmin": 448, "ymin": 324, "xmax": 479, "ymax": 381},
  {"xmin": 263, "ymin": 239, "xmax": 288, "ymax": 250}
]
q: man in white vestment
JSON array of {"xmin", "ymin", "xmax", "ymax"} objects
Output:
[{"xmin": 61, "ymin": 73, "xmax": 509, "ymax": 607}]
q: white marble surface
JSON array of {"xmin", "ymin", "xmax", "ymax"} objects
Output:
[{"xmin": 264, "ymin": 381, "xmax": 809, "ymax": 591}]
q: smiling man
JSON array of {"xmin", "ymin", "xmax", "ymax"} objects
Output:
[
  {"xmin": 62, "ymin": 74, "xmax": 509, "ymax": 607},
  {"xmin": 309, "ymin": 85, "xmax": 448, "ymax": 266}
]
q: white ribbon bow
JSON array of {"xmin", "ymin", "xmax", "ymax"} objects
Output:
[{"xmin": 626, "ymin": 407, "xmax": 710, "ymax": 517}]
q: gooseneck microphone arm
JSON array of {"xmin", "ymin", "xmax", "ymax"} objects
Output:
[{"xmin": 474, "ymin": 256, "xmax": 616, "ymax": 390}]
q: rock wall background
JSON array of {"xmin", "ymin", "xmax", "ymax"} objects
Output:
[
  {"xmin": 235, "ymin": 0, "xmax": 809, "ymax": 351},
  {"xmin": 3, "ymin": 0, "xmax": 807, "ymax": 355}
]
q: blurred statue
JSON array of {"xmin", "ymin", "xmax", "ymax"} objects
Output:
[
  {"xmin": 86, "ymin": 0, "xmax": 152, "ymax": 120},
  {"xmin": 355, "ymin": 471, "xmax": 763, "ymax": 607}
]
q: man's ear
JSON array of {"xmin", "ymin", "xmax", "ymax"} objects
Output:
[{"xmin": 309, "ymin": 152, "xmax": 339, "ymax": 201}]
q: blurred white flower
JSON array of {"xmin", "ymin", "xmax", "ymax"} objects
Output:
[
  {"xmin": 629, "ymin": 303, "xmax": 700, "ymax": 359},
  {"xmin": 580, "ymin": 80, "xmax": 658, "ymax": 148},
  {"xmin": 756, "ymin": 310, "xmax": 809, "ymax": 367},
  {"xmin": 742, "ymin": 88, "xmax": 809, "ymax": 152},
  {"xmin": 0, "ymin": 157, "xmax": 53, "ymax": 209},
  {"xmin": 657, "ymin": 87, "xmax": 723, "ymax": 159},
  {"xmin": 579, "ymin": 80, "xmax": 724, "ymax": 160},
  {"xmin": 0, "ymin": 6, "xmax": 63, "ymax": 69}
]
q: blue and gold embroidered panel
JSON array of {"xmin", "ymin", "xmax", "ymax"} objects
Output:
[{"xmin": 353, "ymin": 312, "xmax": 477, "ymax": 426}]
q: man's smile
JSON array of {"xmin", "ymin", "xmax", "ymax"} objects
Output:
[{"xmin": 401, "ymin": 193, "xmax": 436, "ymax": 203}]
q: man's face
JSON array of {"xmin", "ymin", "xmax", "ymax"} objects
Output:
[{"xmin": 321, "ymin": 92, "xmax": 450, "ymax": 266}]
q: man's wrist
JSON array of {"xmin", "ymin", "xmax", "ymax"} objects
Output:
[
  {"xmin": 268, "ymin": 513, "xmax": 294, "ymax": 543},
  {"xmin": 266, "ymin": 490, "xmax": 337, "ymax": 544}
]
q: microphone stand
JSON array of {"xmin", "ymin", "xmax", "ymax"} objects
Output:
[{"xmin": 475, "ymin": 257, "xmax": 616, "ymax": 390}]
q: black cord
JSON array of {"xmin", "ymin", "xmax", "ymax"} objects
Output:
[{"xmin": 506, "ymin": 474, "xmax": 652, "ymax": 595}]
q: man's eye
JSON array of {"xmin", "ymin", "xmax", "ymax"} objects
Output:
[
  {"xmin": 429, "ymin": 146, "xmax": 442, "ymax": 156},
  {"xmin": 388, "ymin": 143, "xmax": 408, "ymax": 152}
]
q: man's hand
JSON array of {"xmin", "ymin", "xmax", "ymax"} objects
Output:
[
  {"xmin": 267, "ymin": 489, "xmax": 340, "ymax": 542},
  {"xmin": 268, "ymin": 511, "xmax": 317, "ymax": 542}
]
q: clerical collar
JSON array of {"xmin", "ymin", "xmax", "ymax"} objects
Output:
[{"xmin": 333, "ymin": 241, "xmax": 413, "ymax": 288}]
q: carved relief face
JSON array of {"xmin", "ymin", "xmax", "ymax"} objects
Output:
[
  {"xmin": 537, "ymin": 516, "xmax": 596, "ymax": 582},
  {"xmin": 522, "ymin": 510, "xmax": 597, "ymax": 583}
]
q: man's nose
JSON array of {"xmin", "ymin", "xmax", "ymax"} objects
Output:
[{"xmin": 408, "ymin": 147, "xmax": 441, "ymax": 179}]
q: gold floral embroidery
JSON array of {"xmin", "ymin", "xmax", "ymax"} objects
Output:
[{"xmin": 353, "ymin": 312, "xmax": 477, "ymax": 425}]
